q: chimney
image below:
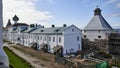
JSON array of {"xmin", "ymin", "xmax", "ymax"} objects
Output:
[
  {"xmin": 52, "ymin": 25, "xmax": 55, "ymax": 28},
  {"xmin": 63, "ymin": 24, "xmax": 67, "ymax": 27}
]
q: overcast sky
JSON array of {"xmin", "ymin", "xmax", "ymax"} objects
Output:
[{"xmin": 3, "ymin": 0, "xmax": 120, "ymax": 28}]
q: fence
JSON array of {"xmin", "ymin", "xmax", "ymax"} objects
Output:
[
  {"xmin": 55, "ymin": 57, "xmax": 75, "ymax": 68},
  {"xmin": 77, "ymin": 62, "xmax": 96, "ymax": 68}
]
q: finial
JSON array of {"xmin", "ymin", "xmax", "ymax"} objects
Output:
[
  {"xmin": 96, "ymin": 5, "xmax": 98, "ymax": 8},
  {"xmin": 94, "ymin": 6, "xmax": 101, "ymax": 16}
]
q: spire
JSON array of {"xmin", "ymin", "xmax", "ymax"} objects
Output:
[
  {"xmin": 6, "ymin": 19, "xmax": 12, "ymax": 27},
  {"xmin": 12, "ymin": 15, "xmax": 19, "ymax": 23},
  {"xmin": 94, "ymin": 6, "xmax": 101, "ymax": 16}
]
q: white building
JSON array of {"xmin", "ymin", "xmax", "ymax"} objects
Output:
[
  {"xmin": 21, "ymin": 25, "xmax": 43, "ymax": 46},
  {"xmin": 82, "ymin": 7, "xmax": 114, "ymax": 41},
  {"xmin": 6, "ymin": 15, "xmax": 28, "ymax": 43},
  {"xmin": 3, "ymin": 15, "xmax": 82, "ymax": 57},
  {"xmin": 23, "ymin": 24, "xmax": 82, "ymax": 57}
]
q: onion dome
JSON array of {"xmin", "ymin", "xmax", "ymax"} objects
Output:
[{"xmin": 12, "ymin": 15, "xmax": 19, "ymax": 22}]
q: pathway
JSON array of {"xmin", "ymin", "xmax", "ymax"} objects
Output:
[{"xmin": 7, "ymin": 46, "xmax": 46, "ymax": 68}]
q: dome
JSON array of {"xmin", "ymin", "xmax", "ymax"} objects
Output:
[{"xmin": 12, "ymin": 15, "xmax": 19, "ymax": 21}]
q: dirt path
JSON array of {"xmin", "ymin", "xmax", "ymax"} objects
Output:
[
  {"xmin": 5, "ymin": 43, "xmax": 65, "ymax": 68},
  {"xmin": 7, "ymin": 46, "xmax": 46, "ymax": 68}
]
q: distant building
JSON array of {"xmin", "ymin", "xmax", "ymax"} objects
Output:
[{"xmin": 4, "ymin": 15, "xmax": 28, "ymax": 43}]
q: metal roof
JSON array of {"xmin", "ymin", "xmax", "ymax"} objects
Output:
[
  {"xmin": 52, "ymin": 46, "xmax": 62, "ymax": 52},
  {"xmin": 30, "ymin": 26, "xmax": 68, "ymax": 34},
  {"xmin": 22, "ymin": 27, "xmax": 37, "ymax": 33},
  {"xmin": 84, "ymin": 8, "xmax": 113, "ymax": 30}
]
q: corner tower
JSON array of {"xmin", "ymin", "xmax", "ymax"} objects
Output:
[{"xmin": 83, "ymin": 7, "xmax": 113, "ymax": 41}]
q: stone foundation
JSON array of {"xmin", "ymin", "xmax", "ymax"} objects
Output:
[{"xmin": 82, "ymin": 39, "xmax": 109, "ymax": 53}]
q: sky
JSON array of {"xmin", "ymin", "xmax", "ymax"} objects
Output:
[{"xmin": 3, "ymin": 0, "xmax": 120, "ymax": 28}]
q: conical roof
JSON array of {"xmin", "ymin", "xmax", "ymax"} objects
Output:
[
  {"xmin": 6, "ymin": 19, "xmax": 12, "ymax": 27},
  {"xmin": 84, "ymin": 7, "xmax": 113, "ymax": 30}
]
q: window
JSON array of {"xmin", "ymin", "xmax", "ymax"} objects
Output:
[
  {"xmin": 53, "ymin": 37, "xmax": 55, "ymax": 42},
  {"xmin": 49, "ymin": 37, "xmax": 51, "ymax": 41},
  {"xmin": 98, "ymin": 36, "xmax": 101, "ymax": 38},
  {"xmin": 78, "ymin": 44, "xmax": 80, "ymax": 50},
  {"xmin": 84, "ymin": 30, "xmax": 86, "ymax": 33},
  {"xmin": 77, "ymin": 36, "xmax": 79, "ymax": 41},
  {"xmin": 31, "ymin": 35, "xmax": 32, "ymax": 39},
  {"xmin": 72, "ymin": 28, "xmax": 74, "ymax": 32},
  {"xmin": 38, "ymin": 36, "xmax": 39, "ymax": 40},
  {"xmin": 84, "ymin": 35, "xmax": 86, "ymax": 38},
  {"xmin": 44, "ymin": 37, "xmax": 46, "ymax": 41},
  {"xmin": 59, "ymin": 37, "xmax": 61, "ymax": 42},
  {"xmin": 41, "ymin": 36, "xmax": 42, "ymax": 40},
  {"xmin": 98, "ymin": 30, "xmax": 100, "ymax": 33},
  {"xmin": 66, "ymin": 50, "xmax": 68, "ymax": 54},
  {"xmin": 26, "ymin": 41, "xmax": 27, "ymax": 44},
  {"xmin": 29, "ymin": 35, "xmax": 30, "ymax": 38}
]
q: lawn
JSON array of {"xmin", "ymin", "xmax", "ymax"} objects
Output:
[{"xmin": 4, "ymin": 46, "xmax": 33, "ymax": 68}]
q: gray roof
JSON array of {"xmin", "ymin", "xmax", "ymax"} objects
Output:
[
  {"xmin": 84, "ymin": 8, "xmax": 113, "ymax": 30},
  {"xmin": 22, "ymin": 27, "xmax": 37, "ymax": 33},
  {"xmin": 30, "ymin": 26, "xmax": 68, "ymax": 34}
]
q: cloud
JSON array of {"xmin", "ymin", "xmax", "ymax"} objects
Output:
[
  {"xmin": 104, "ymin": 0, "xmax": 118, "ymax": 5},
  {"xmin": 3, "ymin": 0, "xmax": 53, "ymax": 27},
  {"xmin": 117, "ymin": 3, "xmax": 120, "ymax": 8},
  {"xmin": 106, "ymin": 12, "xmax": 120, "ymax": 17}
]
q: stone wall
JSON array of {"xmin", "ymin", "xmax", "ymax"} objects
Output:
[
  {"xmin": 109, "ymin": 33, "xmax": 120, "ymax": 55},
  {"xmin": 82, "ymin": 39, "xmax": 109, "ymax": 53}
]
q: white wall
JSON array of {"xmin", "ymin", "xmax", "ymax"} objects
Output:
[
  {"xmin": 63, "ymin": 25, "xmax": 82, "ymax": 55},
  {"xmin": 7, "ymin": 25, "xmax": 82, "ymax": 57},
  {"xmin": 82, "ymin": 30, "xmax": 111, "ymax": 41}
]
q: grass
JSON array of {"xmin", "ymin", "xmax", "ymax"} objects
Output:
[{"xmin": 4, "ymin": 46, "xmax": 33, "ymax": 68}]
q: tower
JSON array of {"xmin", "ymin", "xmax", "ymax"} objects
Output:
[
  {"xmin": 6, "ymin": 19, "xmax": 12, "ymax": 28},
  {"xmin": 12, "ymin": 15, "xmax": 19, "ymax": 23},
  {"xmin": 83, "ymin": 7, "xmax": 113, "ymax": 41},
  {"xmin": 0, "ymin": 0, "xmax": 9, "ymax": 66}
]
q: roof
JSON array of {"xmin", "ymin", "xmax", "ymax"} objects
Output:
[
  {"xmin": 12, "ymin": 15, "xmax": 19, "ymax": 21},
  {"xmin": 6, "ymin": 19, "xmax": 12, "ymax": 27},
  {"xmin": 52, "ymin": 46, "xmax": 62, "ymax": 52},
  {"xmin": 30, "ymin": 26, "xmax": 68, "ymax": 34},
  {"xmin": 84, "ymin": 8, "xmax": 113, "ymax": 30},
  {"xmin": 22, "ymin": 27, "xmax": 37, "ymax": 33},
  {"xmin": 12, "ymin": 23, "xmax": 28, "ymax": 27},
  {"xmin": 40, "ymin": 43, "xmax": 47, "ymax": 49}
]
